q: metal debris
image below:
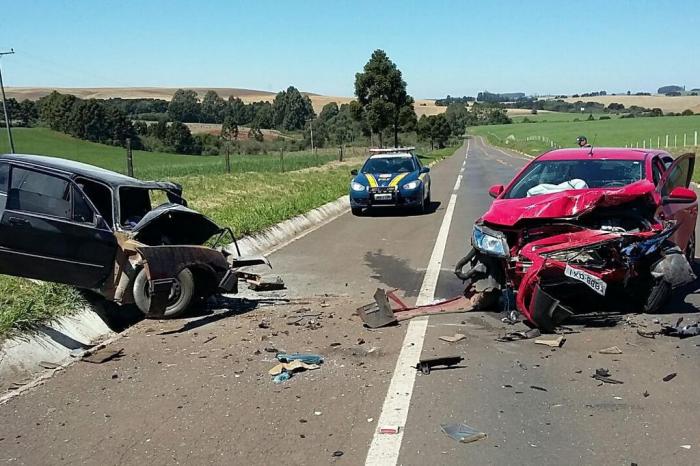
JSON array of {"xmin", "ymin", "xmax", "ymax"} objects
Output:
[
  {"xmin": 592, "ymin": 368, "xmax": 624, "ymax": 384},
  {"xmin": 417, "ymin": 356, "xmax": 463, "ymax": 374},
  {"xmin": 440, "ymin": 423, "xmax": 487, "ymax": 443}
]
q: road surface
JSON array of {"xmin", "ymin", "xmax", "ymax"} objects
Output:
[{"xmin": 1, "ymin": 137, "xmax": 699, "ymax": 466}]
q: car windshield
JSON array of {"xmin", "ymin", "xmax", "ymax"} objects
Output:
[
  {"xmin": 362, "ymin": 156, "xmax": 415, "ymax": 173},
  {"xmin": 504, "ymin": 159, "xmax": 645, "ymax": 199},
  {"xmin": 119, "ymin": 187, "xmax": 176, "ymax": 228}
]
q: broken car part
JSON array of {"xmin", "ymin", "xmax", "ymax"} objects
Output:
[
  {"xmin": 440, "ymin": 423, "xmax": 487, "ymax": 443},
  {"xmin": 416, "ymin": 355, "xmax": 463, "ymax": 374}
]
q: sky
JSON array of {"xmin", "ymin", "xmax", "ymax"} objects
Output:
[{"xmin": 1, "ymin": 0, "xmax": 698, "ymax": 99}]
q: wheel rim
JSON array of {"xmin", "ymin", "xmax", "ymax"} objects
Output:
[{"xmin": 143, "ymin": 278, "xmax": 183, "ymax": 307}]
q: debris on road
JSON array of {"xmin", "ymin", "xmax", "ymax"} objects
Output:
[
  {"xmin": 440, "ymin": 423, "xmax": 487, "ymax": 443},
  {"xmin": 272, "ymin": 372, "xmax": 291, "ymax": 384},
  {"xmin": 276, "ymin": 353, "xmax": 324, "ymax": 365},
  {"xmin": 592, "ymin": 368, "xmax": 624, "ymax": 384},
  {"xmin": 530, "ymin": 385, "xmax": 548, "ymax": 392},
  {"xmin": 332, "ymin": 451, "xmax": 344, "ymax": 457},
  {"xmin": 357, "ymin": 288, "xmax": 474, "ymax": 328},
  {"xmin": 661, "ymin": 318, "xmax": 700, "ymax": 339},
  {"xmin": 599, "ymin": 346, "xmax": 623, "ymax": 354},
  {"xmin": 637, "ymin": 329, "xmax": 657, "ymax": 339},
  {"xmin": 379, "ymin": 426, "xmax": 401, "ymax": 434},
  {"xmin": 663, "ymin": 373, "xmax": 677, "ymax": 382},
  {"xmin": 417, "ymin": 356, "xmax": 463, "ymax": 375},
  {"xmin": 534, "ymin": 335, "xmax": 565, "ymax": 347},
  {"xmin": 268, "ymin": 360, "xmax": 320, "ymax": 376},
  {"xmin": 439, "ymin": 333, "xmax": 466, "ymax": 343},
  {"xmin": 496, "ymin": 328, "xmax": 541, "ymax": 342},
  {"xmin": 82, "ymin": 348, "xmax": 124, "ymax": 364}
]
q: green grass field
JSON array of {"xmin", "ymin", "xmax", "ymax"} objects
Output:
[
  {"xmin": 471, "ymin": 114, "xmax": 700, "ymax": 157},
  {"xmin": 0, "ymin": 127, "xmax": 346, "ymax": 178},
  {"xmin": 510, "ymin": 111, "xmax": 606, "ymax": 123},
  {"xmin": 0, "ymin": 126, "xmax": 461, "ymax": 337}
]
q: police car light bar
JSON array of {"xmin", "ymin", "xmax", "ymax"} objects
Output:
[{"xmin": 368, "ymin": 147, "xmax": 416, "ymax": 154}]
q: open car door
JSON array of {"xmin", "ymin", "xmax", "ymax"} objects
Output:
[{"xmin": 657, "ymin": 153, "xmax": 698, "ymax": 253}]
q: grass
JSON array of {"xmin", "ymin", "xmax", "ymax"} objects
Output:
[
  {"xmin": 0, "ymin": 127, "xmax": 348, "ymax": 178},
  {"xmin": 0, "ymin": 276, "xmax": 87, "ymax": 338},
  {"xmin": 0, "ymin": 126, "xmax": 462, "ymax": 336}
]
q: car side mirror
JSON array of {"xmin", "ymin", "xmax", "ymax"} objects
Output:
[
  {"xmin": 420, "ymin": 166, "xmax": 430, "ymax": 174},
  {"xmin": 663, "ymin": 186, "xmax": 697, "ymax": 204},
  {"xmin": 488, "ymin": 184, "xmax": 505, "ymax": 198},
  {"xmin": 350, "ymin": 169, "xmax": 358, "ymax": 176}
]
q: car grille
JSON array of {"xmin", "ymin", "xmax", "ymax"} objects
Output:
[{"xmin": 370, "ymin": 186, "xmax": 396, "ymax": 193}]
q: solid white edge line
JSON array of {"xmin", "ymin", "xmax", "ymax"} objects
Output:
[{"xmin": 364, "ymin": 140, "xmax": 469, "ymax": 466}]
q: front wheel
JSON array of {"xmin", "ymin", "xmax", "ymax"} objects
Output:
[
  {"xmin": 351, "ymin": 207, "xmax": 363, "ymax": 216},
  {"xmin": 133, "ymin": 267, "xmax": 195, "ymax": 318},
  {"xmin": 642, "ymin": 277, "xmax": 671, "ymax": 314}
]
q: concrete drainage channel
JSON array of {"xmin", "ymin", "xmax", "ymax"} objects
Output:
[{"xmin": 0, "ymin": 194, "xmax": 351, "ymax": 403}]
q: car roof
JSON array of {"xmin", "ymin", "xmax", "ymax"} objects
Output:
[
  {"xmin": 536, "ymin": 147, "xmax": 664, "ymax": 161},
  {"xmin": 0, "ymin": 153, "xmax": 168, "ymax": 189}
]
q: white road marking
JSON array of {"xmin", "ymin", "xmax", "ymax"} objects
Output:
[{"xmin": 365, "ymin": 141, "xmax": 469, "ymax": 466}]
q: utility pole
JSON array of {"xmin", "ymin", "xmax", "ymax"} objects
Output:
[{"xmin": 0, "ymin": 49, "xmax": 16, "ymax": 153}]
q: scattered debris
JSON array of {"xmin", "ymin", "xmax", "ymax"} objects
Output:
[
  {"xmin": 680, "ymin": 445, "xmax": 691, "ymax": 450},
  {"xmin": 314, "ymin": 411, "xmax": 323, "ymax": 416},
  {"xmin": 592, "ymin": 368, "xmax": 624, "ymax": 384},
  {"xmin": 496, "ymin": 328, "xmax": 541, "ymax": 342},
  {"xmin": 82, "ymin": 348, "xmax": 124, "ymax": 364},
  {"xmin": 379, "ymin": 426, "xmax": 401, "ymax": 434},
  {"xmin": 661, "ymin": 318, "xmax": 700, "ymax": 339},
  {"xmin": 277, "ymin": 353, "xmax": 324, "ymax": 365},
  {"xmin": 663, "ymin": 373, "xmax": 677, "ymax": 382},
  {"xmin": 273, "ymin": 372, "xmax": 291, "ymax": 384},
  {"xmin": 439, "ymin": 333, "xmax": 466, "ymax": 343},
  {"xmin": 258, "ymin": 319, "xmax": 271, "ymax": 329},
  {"xmin": 637, "ymin": 329, "xmax": 657, "ymax": 339},
  {"xmin": 440, "ymin": 423, "xmax": 487, "ymax": 443},
  {"xmin": 534, "ymin": 335, "xmax": 565, "ymax": 348},
  {"xmin": 203, "ymin": 336, "xmax": 217, "ymax": 344},
  {"xmin": 530, "ymin": 385, "xmax": 548, "ymax": 392},
  {"xmin": 643, "ymin": 390, "xmax": 650, "ymax": 397},
  {"xmin": 417, "ymin": 356, "xmax": 463, "ymax": 374},
  {"xmin": 599, "ymin": 346, "xmax": 623, "ymax": 355},
  {"xmin": 332, "ymin": 451, "xmax": 344, "ymax": 457},
  {"xmin": 268, "ymin": 360, "xmax": 320, "ymax": 376},
  {"xmin": 243, "ymin": 274, "xmax": 285, "ymax": 291}
]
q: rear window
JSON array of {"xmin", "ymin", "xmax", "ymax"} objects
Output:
[
  {"xmin": 8, "ymin": 167, "xmax": 72, "ymax": 218},
  {"xmin": 505, "ymin": 159, "xmax": 645, "ymax": 199}
]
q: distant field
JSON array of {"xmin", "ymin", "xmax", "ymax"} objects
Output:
[
  {"xmin": 562, "ymin": 95, "xmax": 700, "ymax": 114},
  {"xmin": 0, "ymin": 127, "xmax": 347, "ymax": 178},
  {"xmin": 6, "ymin": 86, "xmax": 445, "ymax": 117},
  {"xmin": 509, "ymin": 111, "xmax": 606, "ymax": 123}
]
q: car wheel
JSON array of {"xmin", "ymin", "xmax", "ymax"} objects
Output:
[
  {"xmin": 133, "ymin": 267, "xmax": 195, "ymax": 318},
  {"xmin": 351, "ymin": 207, "xmax": 363, "ymax": 216},
  {"xmin": 425, "ymin": 188, "xmax": 431, "ymax": 207},
  {"xmin": 642, "ymin": 276, "xmax": 672, "ymax": 314},
  {"xmin": 686, "ymin": 231, "xmax": 696, "ymax": 265}
]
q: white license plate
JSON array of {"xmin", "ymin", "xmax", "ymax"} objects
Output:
[
  {"xmin": 374, "ymin": 193, "xmax": 392, "ymax": 201},
  {"xmin": 564, "ymin": 265, "xmax": 607, "ymax": 296}
]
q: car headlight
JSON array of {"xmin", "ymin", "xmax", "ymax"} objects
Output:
[
  {"xmin": 472, "ymin": 225, "xmax": 509, "ymax": 258},
  {"xmin": 403, "ymin": 180, "xmax": 421, "ymax": 190},
  {"xmin": 351, "ymin": 181, "xmax": 366, "ymax": 192}
]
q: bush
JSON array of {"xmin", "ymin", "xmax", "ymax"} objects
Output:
[
  {"xmin": 682, "ymin": 109, "xmax": 694, "ymax": 116},
  {"xmin": 599, "ymin": 115, "xmax": 611, "ymax": 120}
]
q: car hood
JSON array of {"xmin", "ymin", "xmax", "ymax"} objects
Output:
[
  {"xmin": 130, "ymin": 203, "xmax": 223, "ymax": 245},
  {"xmin": 360, "ymin": 171, "xmax": 418, "ymax": 188},
  {"xmin": 482, "ymin": 180, "xmax": 657, "ymax": 227}
]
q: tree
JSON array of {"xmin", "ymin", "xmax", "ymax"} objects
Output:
[
  {"xmin": 166, "ymin": 121, "xmax": 199, "ymax": 154},
  {"xmin": 318, "ymin": 102, "xmax": 339, "ymax": 124},
  {"xmin": 68, "ymin": 99, "xmax": 109, "ymax": 142},
  {"xmin": 248, "ymin": 125, "xmax": 264, "ymax": 142},
  {"xmin": 220, "ymin": 116, "xmax": 239, "ymax": 173},
  {"xmin": 168, "ymin": 89, "xmax": 200, "ymax": 122},
  {"xmin": 354, "ymin": 50, "xmax": 414, "ymax": 147},
  {"xmin": 200, "ymin": 90, "xmax": 226, "ymax": 123},
  {"xmin": 226, "ymin": 97, "xmax": 251, "ymax": 125},
  {"xmin": 17, "ymin": 99, "xmax": 38, "ymax": 127},
  {"xmin": 272, "ymin": 86, "xmax": 315, "ymax": 131}
]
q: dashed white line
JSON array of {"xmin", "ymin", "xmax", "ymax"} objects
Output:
[{"xmin": 364, "ymin": 140, "xmax": 469, "ymax": 466}]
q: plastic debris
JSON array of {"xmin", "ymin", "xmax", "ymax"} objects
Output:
[
  {"xmin": 599, "ymin": 346, "xmax": 623, "ymax": 354},
  {"xmin": 534, "ymin": 335, "xmax": 565, "ymax": 347},
  {"xmin": 440, "ymin": 423, "xmax": 487, "ymax": 443},
  {"xmin": 379, "ymin": 426, "xmax": 401, "ymax": 434},
  {"xmin": 268, "ymin": 360, "xmax": 320, "ymax": 376},
  {"xmin": 439, "ymin": 333, "xmax": 466, "ymax": 343},
  {"xmin": 276, "ymin": 353, "xmax": 324, "ymax": 365},
  {"xmin": 272, "ymin": 372, "xmax": 291, "ymax": 384},
  {"xmin": 417, "ymin": 356, "xmax": 463, "ymax": 374}
]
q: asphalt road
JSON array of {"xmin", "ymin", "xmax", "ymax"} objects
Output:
[{"xmin": 1, "ymin": 137, "xmax": 699, "ymax": 466}]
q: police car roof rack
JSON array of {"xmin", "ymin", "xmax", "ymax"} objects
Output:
[{"xmin": 368, "ymin": 147, "xmax": 415, "ymax": 154}]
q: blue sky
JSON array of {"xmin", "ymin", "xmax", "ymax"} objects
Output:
[{"xmin": 1, "ymin": 0, "xmax": 698, "ymax": 98}]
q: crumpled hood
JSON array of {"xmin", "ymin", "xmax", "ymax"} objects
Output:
[
  {"xmin": 131, "ymin": 203, "xmax": 222, "ymax": 245},
  {"xmin": 482, "ymin": 180, "xmax": 657, "ymax": 227}
]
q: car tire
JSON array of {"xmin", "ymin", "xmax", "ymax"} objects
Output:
[
  {"xmin": 351, "ymin": 207, "xmax": 363, "ymax": 216},
  {"xmin": 133, "ymin": 267, "xmax": 195, "ymax": 318},
  {"xmin": 642, "ymin": 276, "xmax": 672, "ymax": 314}
]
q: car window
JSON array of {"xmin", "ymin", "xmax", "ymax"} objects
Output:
[
  {"xmin": 505, "ymin": 160, "xmax": 645, "ymax": 199},
  {"xmin": 660, "ymin": 156, "xmax": 692, "ymax": 197},
  {"xmin": 72, "ymin": 187, "xmax": 95, "ymax": 224},
  {"xmin": 0, "ymin": 163, "xmax": 8, "ymax": 193},
  {"xmin": 362, "ymin": 157, "xmax": 416, "ymax": 173},
  {"xmin": 8, "ymin": 166, "xmax": 71, "ymax": 219}
]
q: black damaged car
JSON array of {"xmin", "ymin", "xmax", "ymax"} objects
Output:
[{"xmin": 0, "ymin": 154, "xmax": 271, "ymax": 317}]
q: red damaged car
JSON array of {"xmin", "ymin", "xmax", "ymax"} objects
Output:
[{"xmin": 455, "ymin": 147, "xmax": 698, "ymax": 330}]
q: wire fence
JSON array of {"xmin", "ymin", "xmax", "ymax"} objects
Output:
[{"xmin": 624, "ymin": 131, "xmax": 699, "ymax": 150}]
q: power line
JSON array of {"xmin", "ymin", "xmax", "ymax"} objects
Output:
[{"xmin": 0, "ymin": 48, "xmax": 16, "ymax": 153}]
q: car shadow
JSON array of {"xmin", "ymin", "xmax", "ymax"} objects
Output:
[{"xmin": 361, "ymin": 201, "xmax": 441, "ymax": 217}]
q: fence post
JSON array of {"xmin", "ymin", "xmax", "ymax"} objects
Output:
[
  {"xmin": 657, "ymin": 136, "xmax": 660, "ymax": 148},
  {"xmin": 643, "ymin": 140, "xmax": 646, "ymax": 149},
  {"xmin": 225, "ymin": 143, "xmax": 231, "ymax": 174},
  {"xmin": 280, "ymin": 148, "xmax": 285, "ymax": 173},
  {"xmin": 126, "ymin": 138, "xmax": 134, "ymax": 177},
  {"xmin": 674, "ymin": 135, "xmax": 677, "ymax": 148},
  {"xmin": 696, "ymin": 131, "xmax": 698, "ymax": 146},
  {"xmin": 683, "ymin": 134, "xmax": 687, "ymax": 147},
  {"xmin": 666, "ymin": 134, "xmax": 669, "ymax": 148}
]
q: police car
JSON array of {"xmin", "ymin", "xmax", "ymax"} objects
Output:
[{"xmin": 349, "ymin": 147, "xmax": 431, "ymax": 215}]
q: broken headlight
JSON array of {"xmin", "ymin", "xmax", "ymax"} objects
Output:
[
  {"xmin": 472, "ymin": 225, "xmax": 509, "ymax": 258},
  {"xmin": 543, "ymin": 248, "xmax": 605, "ymax": 267}
]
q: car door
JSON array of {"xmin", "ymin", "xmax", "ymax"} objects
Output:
[
  {"xmin": 0, "ymin": 164, "xmax": 117, "ymax": 288},
  {"xmin": 656, "ymin": 153, "xmax": 697, "ymax": 250}
]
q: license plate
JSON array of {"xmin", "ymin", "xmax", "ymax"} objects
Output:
[
  {"xmin": 564, "ymin": 265, "xmax": 607, "ymax": 296},
  {"xmin": 374, "ymin": 193, "xmax": 392, "ymax": 201}
]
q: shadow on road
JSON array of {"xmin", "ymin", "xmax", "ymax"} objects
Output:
[{"xmin": 361, "ymin": 201, "xmax": 442, "ymax": 217}]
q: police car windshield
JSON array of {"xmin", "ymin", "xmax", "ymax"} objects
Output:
[{"xmin": 362, "ymin": 156, "xmax": 416, "ymax": 174}]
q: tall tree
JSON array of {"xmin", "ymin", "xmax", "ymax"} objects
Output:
[
  {"xmin": 272, "ymin": 86, "xmax": 315, "ymax": 131},
  {"xmin": 168, "ymin": 89, "xmax": 200, "ymax": 122},
  {"xmin": 354, "ymin": 49, "xmax": 414, "ymax": 147},
  {"xmin": 201, "ymin": 90, "xmax": 226, "ymax": 123}
]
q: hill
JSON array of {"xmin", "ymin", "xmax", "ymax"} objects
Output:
[{"xmin": 562, "ymin": 94, "xmax": 700, "ymax": 114}]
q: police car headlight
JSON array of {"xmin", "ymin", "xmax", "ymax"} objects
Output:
[
  {"xmin": 403, "ymin": 180, "xmax": 421, "ymax": 190},
  {"xmin": 472, "ymin": 225, "xmax": 509, "ymax": 258},
  {"xmin": 351, "ymin": 181, "xmax": 366, "ymax": 192}
]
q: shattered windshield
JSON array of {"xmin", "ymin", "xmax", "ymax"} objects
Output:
[
  {"xmin": 362, "ymin": 156, "xmax": 416, "ymax": 174},
  {"xmin": 505, "ymin": 160, "xmax": 645, "ymax": 199},
  {"xmin": 119, "ymin": 187, "xmax": 175, "ymax": 228}
]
